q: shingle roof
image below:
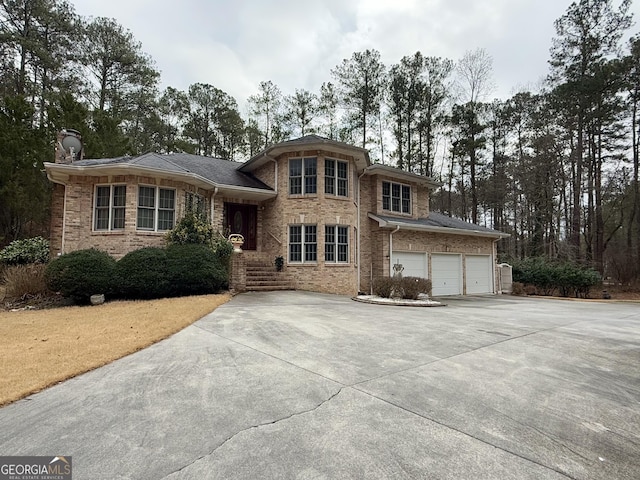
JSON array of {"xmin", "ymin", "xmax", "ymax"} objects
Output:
[
  {"xmin": 373, "ymin": 212, "xmax": 508, "ymax": 237},
  {"xmin": 72, "ymin": 152, "xmax": 272, "ymax": 190}
]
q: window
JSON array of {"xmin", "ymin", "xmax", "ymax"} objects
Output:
[
  {"xmin": 289, "ymin": 225, "xmax": 317, "ymax": 263},
  {"xmin": 185, "ymin": 191, "xmax": 205, "ymax": 215},
  {"xmin": 94, "ymin": 185, "xmax": 126, "ymax": 231},
  {"xmin": 382, "ymin": 181, "xmax": 411, "ymax": 214},
  {"xmin": 289, "ymin": 157, "xmax": 317, "ymax": 195},
  {"xmin": 325, "ymin": 159, "xmax": 348, "ymax": 197},
  {"xmin": 137, "ymin": 186, "xmax": 175, "ymax": 231},
  {"xmin": 325, "ymin": 225, "xmax": 349, "ymax": 263}
]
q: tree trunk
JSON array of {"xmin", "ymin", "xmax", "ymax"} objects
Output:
[{"xmin": 571, "ymin": 115, "xmax": 583, "ymax": 261}]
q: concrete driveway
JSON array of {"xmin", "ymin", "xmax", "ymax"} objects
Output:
[{"xmin": 1, "ymin": 292, "xmax": 639, "ymax": 479}]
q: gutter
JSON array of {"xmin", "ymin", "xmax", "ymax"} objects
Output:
[
  {"xmin": 44, "ymin": 162, "xmax": 276, "ymax": 200},
  {"xmin": 368, "ymin": 213, "xmax": 509, "ymax": 240}
]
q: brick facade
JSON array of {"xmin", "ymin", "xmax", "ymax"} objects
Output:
[
  {"xmin": 250, "ymin": 150, "xmax": 359, "ymax": 295},
  {"xmin": 47, "ymin": 139, "xmax": 505, "ymax": 297},
  {"xmin": 50, "ymin": 174, "xmax": 217, "ymax": 259}
]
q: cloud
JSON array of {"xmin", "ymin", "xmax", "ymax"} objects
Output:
[{"xmin": 72, "ymin": 0, "xmax": 640, "ymax": 107}]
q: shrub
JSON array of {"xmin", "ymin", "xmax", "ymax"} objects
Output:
[
  {"xmin": 165, "ymin": 213, "xmax": 215, "ymax": 246},
  {"xmin": 373, "ymin": 277, "xmax": 395, "ymax": 298},
  {"xmin": 511, "ymin": 282, "xmax": 525, "ymax": 296},
  {"xmin": 2, "ymin": 264, "xmax": 49, "ymax": 299},
  {"xmin": 166, "ymin": 244, "xmax": 228, "ymax": 296},
  {"xmin": 512, "ymin": 257, "xmax": 601, "ymax": 298},
  {"xmin": 45, "ymin": 248, "xmax": 116, "ymax": 302},
  {"xmin": 399, "ymin": 277, "xmax": 432, "ymax": 300},
  {"xmin": 0, "ymin": 237, "xmax": 50, "ymax": 265},
  {"xmin": 115, "ymin": 247, "xmax": 169, "ymax": 299},
  {"xmin": 373, "ymin": 276, "xmax": 432, "ymax": 299},
  {"xmin": 211, "ymin": 231, "xmax": 233, "ymax": 276}
]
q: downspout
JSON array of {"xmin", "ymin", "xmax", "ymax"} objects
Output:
[
  {"xmin": 269, "ymin": 157, "xmax": 278, "ymax": 193},
  {"xmin": 210, "ymin": 187, "xmax": 219, "ymax": 227},
  {"xmin": 356, "ymin": 170, "xmax": 366, "ymax": 293},
  {"xmin": 492, "ymin": 238, "xmax": 500, "ymax": 294},
  {"xmin": 61, "ymin": 183, "xmax": 68, "ymax": 255},
  {"xmin": 389, "ymin": 225, "xmax": 400, "ymax": 277}
]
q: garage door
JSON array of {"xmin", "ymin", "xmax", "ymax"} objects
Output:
[
  {"xmin": 465, "ymin": 255, "xmax": 493, "ymax": 294},
  {"xmin": 391, "ymin": 252, "xmax": 427, "ymax": 278},
  {"xmin": 431, "ymin": 254, "xmax": 462, "ymax": 296}
]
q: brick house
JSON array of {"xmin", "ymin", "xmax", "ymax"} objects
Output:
[{"xmin": 44, "ymin": 134, "xmax": 508, "ymax": 296}]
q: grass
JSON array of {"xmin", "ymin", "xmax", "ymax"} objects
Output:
[{"xmin": 0, "ymin": 293, "xmax": 231, "ymax": 407}]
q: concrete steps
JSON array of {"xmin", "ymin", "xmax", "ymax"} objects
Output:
[{"xmin": 245, "ymin": 262, "xmax": 293, "ymax": 291}]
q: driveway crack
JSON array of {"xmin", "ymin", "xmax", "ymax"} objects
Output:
[{"xmin": 160, "ymin": 387, "xmax": 344, "ymax": 479}]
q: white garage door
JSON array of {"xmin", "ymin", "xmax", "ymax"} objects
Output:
[
  {"xmin": 391, "ymin": 252, "xmax": 427, "ymax": 278},
  {"xmin": 431, "ymin": 254, "xmax": 462, "ymax": 296},
  {"xmin": 465, "ymin": 255, "xmax": 493, "ymax": 294}
]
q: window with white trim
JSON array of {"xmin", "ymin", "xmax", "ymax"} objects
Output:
[
  {"xmin": 325, "ymin": 159, "xmax": 348, "ymax": 197},
  {"xmin": 137, "ymin": 186, "xmax": 175, "ymax": 231},
  {"xmin": 325, "ymin": 225, "xmax": 349, "ymax": 263},
  {"xmin": 289, "ymin": 157, "xmax": 317, "ymax": 195},
  {"xmin": 382, "ymin": 181, "xmax": 411, "ymax": 214},
  {"xmin": 94, "ymin": 185, "xmax": 126, "ymax": 231},
  {"xmin": 289, "ymin": 225, "xmax": 317, "ymax": 263}
]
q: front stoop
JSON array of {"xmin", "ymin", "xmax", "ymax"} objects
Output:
[{"xmin": 245, "ymin": 262, "xmax": 294, "ymax": 292}]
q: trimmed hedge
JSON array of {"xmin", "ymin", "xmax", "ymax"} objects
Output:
[
  {"xmin": 512, "ymin": 257, "xmax": 601, "ymax": 298},
  {"xmin": 45, "ymin": 244, "xmax": 230, "ymax": 303},
  {"xmin": 0, "ymin": 236, "xmax": 50, "ymax": 265},
  {"xmin": 166, "ymin": 243, "xmax": 228, "ymax": 296},
  {"xmin": 115, "ymin": 247, "xmax": 169, "ymax": 299},
  {"xmin": 45, "ymin": 248, "xmax": 116, "ymax": 302}
]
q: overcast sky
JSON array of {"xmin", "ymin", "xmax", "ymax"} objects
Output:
[{"xmin": 73, "ymin": 0, "xmax": 640, "ymax": 112}]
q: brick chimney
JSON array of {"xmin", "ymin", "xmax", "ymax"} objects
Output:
[{"xmin": 55, "ymin": 129, "xmax": 84, "ymax": 164}]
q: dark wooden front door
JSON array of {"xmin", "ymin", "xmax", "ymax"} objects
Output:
[{"xmin": 225, "ymin": 203, "xmax": 257, "ymax": 250}]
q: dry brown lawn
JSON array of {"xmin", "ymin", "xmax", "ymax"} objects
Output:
[{"xmin": 0, "ymin": 293, "xmax": 230, "ymax": 407}]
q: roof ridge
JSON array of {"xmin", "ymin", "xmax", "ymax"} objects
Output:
[{"xmin": 150, "ymin": 153, "xmax": 192, "ymax": 173}]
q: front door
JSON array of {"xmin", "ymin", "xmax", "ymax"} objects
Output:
[{"xmin": 225, "ymin": 203, "xmax": 257, "ymax": 250}]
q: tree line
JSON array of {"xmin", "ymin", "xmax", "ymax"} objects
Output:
[{"xmin": 1, "ymin": 0, "xmax": 639, "ymax": 284}]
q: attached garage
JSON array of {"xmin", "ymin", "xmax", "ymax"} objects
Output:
[
  {"xmin": 465, "ymin": 255, "xmax": 493, "ymax": 294},
  {"xmin": 431, "ymin": 253, "xmax": 462, "ymax": 296},
  {"xmin": 368, "ymin": 212, "xmax": 509, "ymax": 297},
  {"xmin": 391, "ymin": 252, "xmax": 427, "ymax": 278}
]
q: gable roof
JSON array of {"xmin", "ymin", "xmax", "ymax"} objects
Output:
[
  {"xmin": 369, "ymin": 212, "xmax": 510, "ymax": 239},
  {"xmin": 44, "ymin": 152, "xmax": 276, "ymax": 200}
]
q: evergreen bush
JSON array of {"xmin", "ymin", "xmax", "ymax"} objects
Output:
[
  {"xmin": 0, "ymin": 236, "xmax": 50, "ymax": 265},
  {"xmin": 512, "ymin": 257, "xmax": 600, "ymax": 298},
  {"xmin": 165, "ymin": 212, "xmax": 215, "ymax": 246},
  {"xmin": 211, "ymin": 231, "xmax": 233, "ymax": 276},
  {"xmin": 166, "ymin": 244, "xmax": 227, "ymax": 296},
  {"xmin": 115, "ymin": 247, "xmax": 169, "ymax": 299},
  {"xmin": 45, "ymin": 248, "xmax": 116, "ymax": 302}
]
